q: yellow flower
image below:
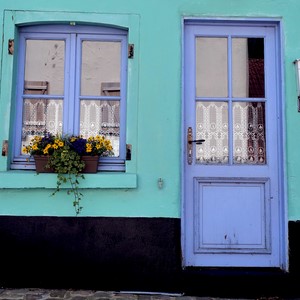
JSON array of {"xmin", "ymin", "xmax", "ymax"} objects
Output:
[
  {"xmin": 22, "ymin": 133, "xmax": 113, "ymax": 158},
  {"xmin": 22, "ymin": 146, "xmax": 28, "ymax": 154},
  {"xmin": 86, "ymin": 143, "xmax": 93, "ymax": 153}
]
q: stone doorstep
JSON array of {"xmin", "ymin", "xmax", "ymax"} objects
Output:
[{"xmin": 0, "ymin": 289, "xmax": 245, "ymax": 300}]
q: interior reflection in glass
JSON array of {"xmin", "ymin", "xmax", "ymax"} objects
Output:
[
  {"xmin": 196, "ymin": 37, "xmax": 228, "ymax": 98},
  {"xmin": 81, "ymin": 41, "xmax": 121, "ymax": 96},
  {"xmin": 233, "ymin": 38, "xmax": 265, "ymax": 98}
]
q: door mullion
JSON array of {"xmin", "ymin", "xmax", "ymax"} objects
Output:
[{"xmin": 228, "ymin": 35, "xmax": 233, "ymax": 165}]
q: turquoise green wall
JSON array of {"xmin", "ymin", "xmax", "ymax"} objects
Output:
[{"xmin": 0, "ymin": 0, "xmax": 299, "ymax": 219}]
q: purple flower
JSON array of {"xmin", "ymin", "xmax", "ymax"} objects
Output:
[{"xmin": 70, "ymin": 137, "xmax": 87, "ymax": 155}]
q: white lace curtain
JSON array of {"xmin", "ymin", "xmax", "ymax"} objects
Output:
[{"xmin": 196, "ymin": 101, "xmax": 266, "ymax": 164}]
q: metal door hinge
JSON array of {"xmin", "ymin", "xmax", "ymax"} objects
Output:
[
  {"xmin": 128, "ymin": 44, "xmax": 134, "ymax": 59},
  {"xmin": 8, "ymin": 39, "xmax": 14, "ymax": 55}
]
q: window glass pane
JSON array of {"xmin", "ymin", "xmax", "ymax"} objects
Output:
[
  {"xmin": 233, "ymin": 102, "xmax": 266, "ymax": 164},
  {"xmin": 81, "ymin": 41, "xmax": 121, "ymax": 96},
  {"xmin": 80, "ymin": 100, "xmax": 120, "ymax": 157},
  {"xmin": 21, "ymin": 99, "xmax": 63, "ymax": 153},
  {"xmin": 196, "ymin": 37, "xmax": 228, "ymax": 97},
  {"xmin": 196, "ymin": 101, "xmax": 228, "ymax": 164},
  {"xmin": 232, "ymin": 38, "xmax": 265, "ymax": 98},
  {"xmin": 24, "ymin": 40, "xmax": 65, "ymax": 95}
]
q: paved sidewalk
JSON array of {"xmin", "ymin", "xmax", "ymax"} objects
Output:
[{"xmin": 0, "ymin": 288, "xmax": 253, "ymax": 300}]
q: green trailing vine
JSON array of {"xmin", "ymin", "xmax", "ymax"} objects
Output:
[
  {"xmin": 47, "ymin": 144, "xmax": 85, "ymax": 216},
  {"xmin": 54, "ymin": 173, "xmax": 85, "ymax": 216}
]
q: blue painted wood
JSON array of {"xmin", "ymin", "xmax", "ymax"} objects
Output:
[
  {"xmin": 12, "ymin": 25, "xmax": 128, "ymax": 170},
  {"xmin": 183, "ymin": 21, "xmax": 284, "ymax": 268}
]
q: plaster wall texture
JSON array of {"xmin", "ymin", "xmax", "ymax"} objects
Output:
[{"xmin": 0, "ymin": 0, "xmax": 298, "ymax": 220}]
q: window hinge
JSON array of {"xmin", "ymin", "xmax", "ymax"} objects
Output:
[
  {"xmin": 2, "ymin": 140, "xmax": 8, "ymax": 156},
  {"xmin": 126, "ymin": 144, "xmax": 132, "ymax": 160},
  {"xmin": 128, "ymin": 44, "xmax": 134, "ymax": 59},
  {"xmin": 8, "ymin": 39, "xmax": 14, "ymax": 55}
]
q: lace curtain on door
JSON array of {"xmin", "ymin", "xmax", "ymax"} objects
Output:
[{"xmin": 196, "ymin": 101, "xmax": 265, "ymax": 164}]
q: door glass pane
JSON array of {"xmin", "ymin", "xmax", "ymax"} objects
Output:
[
  {"xmin": 21, "ymin": 99, "xmax": 63, "ymax": 153},
  {"xmin": 232, "ymin": 38, "xmax": 265, "ymax": 98},
  {"xmin": 233, "ymin": 102, "xmax": 266, "ymax": 164},
  {"xmin": 81, "ymin": 41, "xmax": 121, "ymax": 96},
  {"xmin": 196, "ymin": 37, "xmax": 228, "ymax": 97},
  {"xmin": 196, "ymin": 101, "xmax": 228, "ymax": 164},
  {"xmin": 80, "ymin": 100, "xmax": 120, "ymax": 157},
  {"xmin": 24, "ymin": 40, "xmax": 65, "ymax": 95}
]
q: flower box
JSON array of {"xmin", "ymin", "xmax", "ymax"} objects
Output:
[
  {"xmin": 34, "ymin": 155, "xmax": 99, "ymax": 174},
  {"xmin": 81, "ymin": 156, "xmax": 99, "ymax": 173},
  {"xmin": 34, "ymin": 155, "xmax": 52, "ymax": 173}
]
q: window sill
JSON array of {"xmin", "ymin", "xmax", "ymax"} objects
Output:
[{"xmin": 0, "ymin": 171, "xmax": 137, "ymax": 189}]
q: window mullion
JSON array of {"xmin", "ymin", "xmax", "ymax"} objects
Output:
[
  {"xmin": 74, "ymin": 34, "xmax": 82, "ymax": 135},
  {"xmin": 63, "ymin": 33, "xmax": 77, "ymax": 135},
  {"xmin": 228, "ymin": 36, "xmax": 233, "ymax": 165}
]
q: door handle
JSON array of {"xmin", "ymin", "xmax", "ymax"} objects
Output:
[
  {"xmin": 188, "ymin": 139, "xmax": 205, "ymax": 144},
  {"xmin": 187, "ymin": 127, "xmax": 193, "ymax": 165},
  {"xmin": 187, "ymin": 127, "xmax": 205, "ymax": 165}
]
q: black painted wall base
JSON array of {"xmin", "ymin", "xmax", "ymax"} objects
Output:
[{"xmin": 0, "ymin": 216, "xmax": 299, "ymax": 298}]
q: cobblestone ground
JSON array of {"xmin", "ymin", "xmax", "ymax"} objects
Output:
[{"xmin": 0, "ymin": 289, "xmax": 252, "ymax": 300}]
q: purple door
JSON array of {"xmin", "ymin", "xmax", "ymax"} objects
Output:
[{"xmin": 183, "ymin": 21, "xmax": 286, "ymax": 269}]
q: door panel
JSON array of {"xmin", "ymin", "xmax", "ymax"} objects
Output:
[
  {"xmin": 183, "ymin": 22, "xmax": 284, "ymax": 268},
  {"xmin": 194, "ymin": 178, "xmax": 270, "ymax": 254}
]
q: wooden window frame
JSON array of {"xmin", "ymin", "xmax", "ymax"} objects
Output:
[{"xmin": 12, "ymin": 24, "xmax": 128, "ymax": 172}]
